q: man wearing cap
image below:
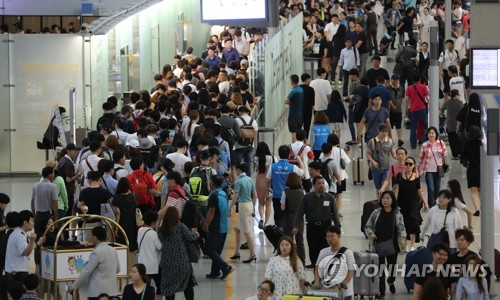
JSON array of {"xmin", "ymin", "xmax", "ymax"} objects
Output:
[
  {"xmin": 366, "ymin": 123, "xmax": 397, "ymax": 196},
  {"xmin": 204, "ymin": 46, "xmax": 221, "ymax": 70},
  {"xmin": 58, "ymin": 143, "xmax": 81, "ymax": 223}
]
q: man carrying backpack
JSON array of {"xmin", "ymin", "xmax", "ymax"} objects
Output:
[
  {"xmin": 126, "ymin": 157, "xmax": 159, "ymax": 214},
  {"xmin": 313, "ymin": 225, "xmax": 355, "ymax": 299},
  {"xmin": 189, "ymin": 151, "xmax": 217, "ymax": 213},
  {"xmin": 319, "ymin": 143, "xmax": 342, "ymax": 196},
  {"xmin": 233, "ymin": 106, "xmax": 258, "ymax": 177}
]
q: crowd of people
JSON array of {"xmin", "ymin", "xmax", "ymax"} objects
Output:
[{"xmin": 0, "ymin": 0, "xmax": 490, "ymax": 299}]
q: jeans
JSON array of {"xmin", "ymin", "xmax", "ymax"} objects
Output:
[
  {"xmin": 205, "ymin": 232, "xmax": 229, "ymax": 276},
  {"xmin": 410, "ymin": 109, "xmax": 428, "ymax": 148},
  {"xmin": 425, "ymin": 172, "xmax": 441, "ymax": 208},
  {"xmin": 379, "ymin": 253, "xmax": 398, "ymax": 294},
  {"xmin": 371, "ymin": 168, "xmax": 388, "ymax": 190},
  {"xmin": 359, "ymin": 52, "xmax": 369, "ymax": 76},
  {"xmin": 348, "ymin": 110, "xmax": 356, "ymax": 141},
  {"xmin": 233, "ymin": 146, "xmax": 254, "ymax": 176}
]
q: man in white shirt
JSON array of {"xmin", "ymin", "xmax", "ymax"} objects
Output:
[
  {"xmin": 338, "ymin": 38, "xmax": 361, "ymax": 97},
  {"xmin": 112, "ymin": 150, "xmax": 129, "ymax": 180},
  {"xmin": 109, "ymin": 118, "xmax": 129, "ymax": 145},
  {"xmin": 438, "ymin": 39, "xmax": 460, "ymax": 101},
  {"xmin": 310, "ymin": 67, "xmax": 333, "ymax": 113},
  {"xmin": 290, "ymin": 130, "xmax": 314, "ymax": 180},
  {"xmin": 447, "ymin": 65, "xmax": 466, "ymax": 103},
  {"xmin": 80, "ymin": 141, "xmax": 103, "ymax": 187},
  {"xmin": 166, "ymin": 139, "xmax": 191, "ymax": 175},
  {"xmin": 324, "ymin": 14, "xmax": 340, "ymax": 41},
  {"xmin": 4, "ymin": 210, "xmax": 43, "ymax": 283},
  {"xmin": 218, "ymin": 71, "xmax": 230, "ymax": 96}
]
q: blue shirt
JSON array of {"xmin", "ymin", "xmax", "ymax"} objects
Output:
[
  {"xmin": 208, "ymin": 188, "xmax": 228, "ymax": 233},
  {"xmin": 369, "ymin": 85, "xmax": 392, "ymax": 109},
  {"xmin": 311, "ymin": 124, "xmax": 331, "ymax": 150},
  {"xmin": 287, "ymin": 85, "xmax": 304, "ymax": 117},
  {"xmin": 233, "ymin": 173, "xmax": 255, "ymax": 202},
  {"xmin": 204, "ymin": 55, "xmax": 220, "ymax": 70},
  {"xmin": 102, "ymin": 174, "xmax": 118, "ymax": 196},
  {"xmin": 269, "ymin": 160, "xmax": 296, "ymax": 198},
  {"xmin": 222, "ymin": 48, "xmax": 240, "ymax": 66}
]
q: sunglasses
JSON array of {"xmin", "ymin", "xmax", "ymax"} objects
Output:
[{"xmin": 405, "ymin": 162, "xmax": 414, "ymax": 166}]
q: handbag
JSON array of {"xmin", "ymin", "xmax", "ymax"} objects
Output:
[
  {"xmin": 427, "ymin": 210, "xmax": 450, "ymax": 249},
  {"xmin": 185, "ymin": 239, "xmax": 201, "ymax": 263},
  {"xmin": 431, "ymin": 141, "xmax": 448, "ymax": 178},
  {"xmin": 132, "ymin": 194, "xmax": 144, "ymax": 226},
  {"xmin": 338, "ymin": 148, "xmax": 346, "ymax": 170},
  {"xmin": 375, "ymin": 211, "xmax": 396, "ymax": 257}
]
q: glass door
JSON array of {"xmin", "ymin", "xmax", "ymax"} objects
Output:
[{"xmin": 0, "ymin": 34, "xmax": 12, "ymax": 172}]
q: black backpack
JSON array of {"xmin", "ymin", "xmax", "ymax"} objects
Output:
[
  {"xmin": 220, "ymin": 126, "xmax": 236, "ymax": 150},
  {"xmin": 321, "ymin": 158, "xmax": 334, "ymax": 186},
  {"xmin": 349, "ymin": 94, "xmax": 363, "ymax": 113}
]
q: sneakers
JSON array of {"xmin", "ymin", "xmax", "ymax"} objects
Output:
[
  {"xmin": 220, "ymin": 265, "xmax": 235, "ymax": 280},
  {"xmin": 474, "ymin": 210, "xmax": 480, "ymax": 217},
  {"xmin": 258, "ymin": 220, "xmax": 264, "ymax": 230},
  {"xmin": 337, "ymin": 80, "xmax": 343, "ymax": 87},
  {"xmin": 398, "ymin": 139, "xmax": 404, "ymax": 147},
  {"xmin": 379, "ymin": 293, "xmax": 386, "ymax": 299}
]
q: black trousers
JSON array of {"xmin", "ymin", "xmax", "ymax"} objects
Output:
[
  {"xmin": 283, "ymin": 212, "xmax": 306, "ymax": 265},
  {"xmin": 306, "ymin": 221, "xmax": 330, "ymax": 265},
  {"xmin": 379, "ymin": 253, "xmax": 398, "ymax": 294},
  {"xmin": 303, "ymin": 107, "xmax": 313, "ymax": 138},
  {"xmin": 272, "ymin": 198, "xmax": 284, "ymax": 227},
  {"xmin": 447, "ymin": 130, "xmax": 461, "ymax": 158},
  {"xmin": 34, "ymin": 211, "xmax": 52, "ymax": 236}
]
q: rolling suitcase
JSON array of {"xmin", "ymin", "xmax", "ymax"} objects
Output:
[
  {"xmin": 353, "ymin": 251, "xmax": 379, "ymax": 299},
  {"xmin": 352, "ymin": 158, "xmax": 365, "ymax": 185},
  {"xmin": 404, "ymin": 246, "xmax": 432, "ymax": 293},
  {"xmin": 360, "ymin": 200, "xmax": 380, "ymax": 237},
  {"xmin": 282, "ymin": 295, "xmax": 341, "ymax": 300},
  {"xmin": 263, "ymin": 225, "xmax": 284, "ymax": 253}
]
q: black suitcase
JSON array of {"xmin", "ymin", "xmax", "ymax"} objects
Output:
[
  {"xmin": 360, "ymin": 200, "xmax": 380, "ymax": 237},
  {"xmin": 264, "ymin": 225, "xmax": 285, "ymax": 253}
]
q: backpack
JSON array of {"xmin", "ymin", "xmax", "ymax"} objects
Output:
[
  {"xmin": 288, "ymin": 144, "xmax": 307, "ymax": 166},
  {"xmin": 128, "ymin": 171, "xmax": 151, "ymax": 207},
  {"xmin": 321, "ymin": 158, "xmax": 334, "ymax": 186},
  {"xmin": 112, "ymin": 166, "xmax": 124, "ymax": 180},
  {"xmin": 237, "ymin": 117, "xmax": 257, "ymax": 147},
  {"xmin": 168, "ymin": 188, "xmax": 201, "ymax": 229},
  {"xmin": 220, "ymin": 126, "xmax": 236, "ymax": 150},
  {"xmin": 318, "ymin": 247, "xmax": 349, "ymax": 288},
  {"xmin": 349, "ymin": 94, "xmax": 363, "ymax": 113},
  {"xmin": 131, "ymin": 111, "xmax": 144, "ymax": 131},
  {"xmin": 217, "ymin": 140, "xmax": 231, "ymax": 175},
  {"xmin": 189, "ymin": 166, "xmax": 212, "ymax": 202}
]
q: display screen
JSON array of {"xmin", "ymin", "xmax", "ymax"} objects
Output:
[
  {"xmin": 471, "ymin": 48, "xmax": 500, "ymax": 89},
  {"xmin": 200, "ymin": 0, "xmax": 268, "ymax": 23}
]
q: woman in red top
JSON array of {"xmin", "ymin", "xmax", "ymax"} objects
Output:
[{"xmin": 418, "ymin": 127, "xmax": 448, "ymax": 208}]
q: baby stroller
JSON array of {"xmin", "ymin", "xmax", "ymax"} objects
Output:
[{"xmin": 377, "ymin": 33, "xmax": 393, "ymax": 56}]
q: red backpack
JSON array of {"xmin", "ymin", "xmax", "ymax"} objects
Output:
[
  {"xmin": 127, "ymin": 172, "xmax": 151, "ymax": 207},
  {"xmin": 131, "ymin": 111, "xmax": 144, "ymax": 132},
  {"xmin": 288, "ymin": 144, "xmax": 307, "ymax": 166}
]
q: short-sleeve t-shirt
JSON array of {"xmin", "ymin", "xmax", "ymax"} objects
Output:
[
  {"xmin": 287, "ymin": 85, "xmax": 304, "ymax": 117},
  {"xmin": 316, "ymin": 247, "xmax": 355, "ymax": 296},
  {"xmin": 233, "ymin": 173, "xmax": 255, "ymax": 202},
  {"xmin": 406, "ymin": 83, "xmax": 429, "ymax": 112},
  {"xmin": 363, "ymin": 107, "xmax": 390, "ymax": 141},
  {"xmin": 79, "ymin": 187, "xmax": 113, "ymax": 220},
  {"xmin": 207, "ymin": 189, "xmax": 228, "ymax": 234},
  {"xmin": 415, "ymin": 269, "xmax": 451, "ymax": 289},
  {"xmin": 368, "ymin": 137, "xmax": 395, "ymax": 169}
]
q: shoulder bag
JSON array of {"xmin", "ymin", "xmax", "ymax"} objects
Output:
[
  {"xmin": 375, "ymin": 211, "xmax": 397, "ymax": 257},
  {"xmin": 430, "ymin": 141, "xmax": 448, "ymax": 177},
  {"xmin": 427, "ymin": 209, "xmax": 450, "ymax": 249},
  {"xmin": 185, "ymin": 237, "xmax": 201, "ymax": 263},
  {"xmin": 413, "ymin": 84, "xmax": 428, "ymax": 108}
]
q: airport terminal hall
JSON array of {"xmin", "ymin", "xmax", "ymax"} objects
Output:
[{"xmin": 1, "ymin": 0, "xmax": 500, "ymax": 300}]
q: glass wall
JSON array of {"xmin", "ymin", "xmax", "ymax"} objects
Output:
[{"xmin": 0, "ymin": 38, "xmax": 12, "ymax": 173}]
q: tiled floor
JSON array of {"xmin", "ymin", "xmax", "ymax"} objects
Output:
[{"xmin": 2, "ymin": 25, "xmax": 500, "ymax": 300}]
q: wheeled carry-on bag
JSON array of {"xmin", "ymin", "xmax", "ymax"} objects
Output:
[
  {"xmin": 263, "ymin": 225, "xmax": 284, "ymax": 253},
  {"xmin": 352, "ymin": 142, "xmax": 365, "ymax": 185},
  {"xmin": 353, "ymin": 251, "xmax": 379, "ymax": 299}
]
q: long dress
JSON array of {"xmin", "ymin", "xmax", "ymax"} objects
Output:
[
  {"xmin": 159, "ymin": 223, "xmax": 198, "ymax": 296},
  {"xmin": 254, "ymin": 155, "xmax": 272, "ymax": 200},
  {"xmin": 113, "ymin": 192, "xmax": 139, "ymax": 251},
  {"xmin": 395, "ymin": 173, "xmax": 423, "ymax": 236},
  {"xmin": 264, "ymin": 255, "xmax": 305, "ymax": 299}
]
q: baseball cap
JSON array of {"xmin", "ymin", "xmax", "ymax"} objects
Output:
[
  {"xmin": 240, "ymin": 59, "xmax": 249, "ymax": 66},
  {"xmin": 139, "ymin": 138, "xmax": 153, "ymax": 150},
  {"xmin": 126, "ymin": 139, "xmax": 140, "ymax": 148},
  {"xmin": 378, "ymin": 123, "xmax": 389, "ymax": 131},
  {"xmin": 391, "ymin": 74, "xmax": 400, "ymax": 80},
  {"xmin": 226, "ymin": 101, "xmax": 237, "ymax": 111},
  {"xmin": 66, "ymin": 143, "xmax": 80, "ymax": 151}
]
